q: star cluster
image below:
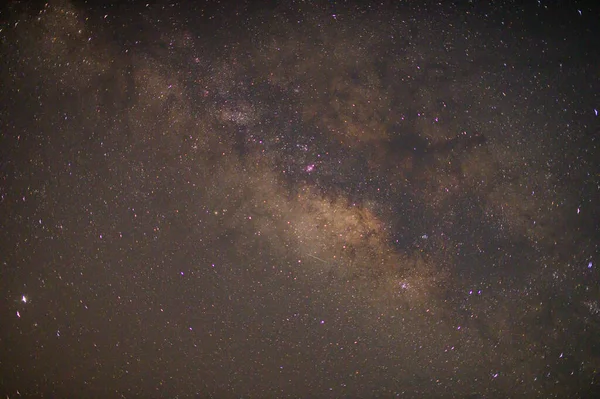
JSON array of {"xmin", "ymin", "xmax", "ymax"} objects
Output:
[{"xmin": 0, "ymin": 1, "xmax": 598, "ymax": 398}]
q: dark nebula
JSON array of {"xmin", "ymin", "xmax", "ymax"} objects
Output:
[{"xmin": 0, "ymin": 1, "xmax": 598, "ymax": 398}]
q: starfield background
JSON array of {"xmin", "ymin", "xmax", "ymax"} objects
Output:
[{"xmin": 0, "ymin": 1, "xmax": 598, "ymax": 398}]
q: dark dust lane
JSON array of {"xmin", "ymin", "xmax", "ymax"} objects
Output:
[{"xmin": 1, "ymin": 1, "xmax": 598, "ymax": 398}]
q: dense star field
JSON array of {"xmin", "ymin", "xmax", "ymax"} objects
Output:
[{"xmin": 0, "ymin": 1, "xmax": 598, "ymax": 398}]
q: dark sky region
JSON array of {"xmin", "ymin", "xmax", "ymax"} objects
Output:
[{"xmin": 0, "ymin": 1, "xmax": 598, "ymax": 398}]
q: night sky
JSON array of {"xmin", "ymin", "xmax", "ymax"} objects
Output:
[{"xmin": 1, "ymin": 1, "xmax": 599, "ymax": 398}]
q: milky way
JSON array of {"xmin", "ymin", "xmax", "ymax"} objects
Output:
[{"xmin": 1, "ymin": 1, "xmax": 598, "ymax": 398}]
